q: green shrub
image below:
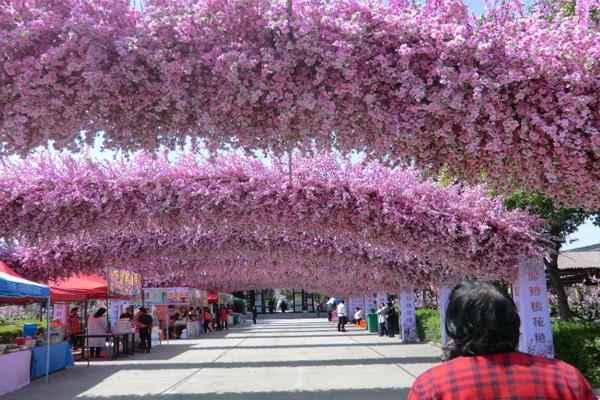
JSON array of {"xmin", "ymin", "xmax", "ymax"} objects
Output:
[
  {"xmin": 416, "ymin": 309, "xmax": 441, "ymax": 343},
  {"xmin": 0, "ymin": 329, "xmax": 21, "ymax": 343},
  {"xmin": 553, "ymin": 321, "xmax": 600, "ymax": 386}
]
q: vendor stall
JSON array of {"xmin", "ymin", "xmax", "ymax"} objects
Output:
[
  {"xmin": 0, "ymin": 262, "xmax": 54, "ymax": 394},
  {"xmin": 50, "ymin": 269, "xmax": 142, "ymax": 364},
  {"xmin": 144, "ymin": 287, "xmax": 207, "ymax": 341}
]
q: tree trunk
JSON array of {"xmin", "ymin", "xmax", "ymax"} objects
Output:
[{"xmin": 544, "ymin": 241, "xmax": 573, "ymax": 321}]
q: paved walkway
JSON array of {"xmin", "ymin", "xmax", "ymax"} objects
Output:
[{"xmin": 3, "ymin": 318, "xmax": 442, "ymax": 400}]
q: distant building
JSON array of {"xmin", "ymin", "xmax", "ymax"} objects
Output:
[
  {"xmin": 558, "ymin": 243, "xmax": 600, "ymax": 285},
  {"xmin": 563, "ymin": 243, "xmax": 600, "ymax": 253}
]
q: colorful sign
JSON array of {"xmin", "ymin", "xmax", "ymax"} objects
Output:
[
  {"xmin": 400, "ymin": 288, "xmax": 417, "ymax": 343},
  {"xmin": 195, "ymin": 290, "xmax": 208, "ymax": 307},
  {"xmin": 107, "ymin": 268, "xmax": 142, "ymax": 301},
  {"xmin": 513, "ymin": 258, "xmax": 554, "ymax": 358},
  {"xmin": 166, "ymin": 287, "xmax": 191, "ymax": 304},
  {"xmin": 52, "ymin": 302, "xmax": 69, "ymax": 325}
]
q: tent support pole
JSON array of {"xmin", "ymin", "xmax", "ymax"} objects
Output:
[
  {"xmin": 165, "ymin": 305, "xmax": 169, "ymax": 344},
  {"xmin": 85, "ymin": 299, "xmax": 90, "ymax": 367},
  {"xmin": 45, "ymin": 297, "xmax": 51, "ymax": 384}
]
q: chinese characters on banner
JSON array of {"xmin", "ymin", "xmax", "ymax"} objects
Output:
[
  {"xmin": 107, "ymin": 267, "xmax": 142, "ymax": 302},
  {"xmin": 52, "ymin": 302, "xmax": 69, "ymax": 325},
  {"xmin": 165, "ymin": 287, "xmax": 191, "ymax": 304},
  {"xmin": 439, "ymin": 282, "xmax": 454, "ymax": 345},
  {"xmin": 400, "ymin": 288, "xmax": 417, "ymax": 343},
  {"xmin": 513, "ymin": 258, "xmax": 554, "ymax": 358}
]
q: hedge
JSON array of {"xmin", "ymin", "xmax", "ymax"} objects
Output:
[
  {"xmin": 552, "ymin": 321, "xmax": 600, "ymax": 386},
  {"xmin": 416, "ymin": 309, "xmax": 441, "ymax": 344},
  {"xmin": 415, "ymin": 309, "xmax": 600, "ymax": 386}
]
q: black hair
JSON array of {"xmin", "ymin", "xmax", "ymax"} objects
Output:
[
  {"xmin": 71, "ymin": 307, "xmax": 79, "ymax": 313},
  {"xmin": 94, "ymin": 307, "xmax": 107, "ymax": 318},
  {"xmin": 445, "ymin": 281, "xmax": 520, "ymax": 358}
]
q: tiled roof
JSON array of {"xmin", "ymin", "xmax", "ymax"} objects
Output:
[
  {"xmin": 558, "ymin": 251, "xmax": 600, "ymax": 270},
  {"xmin": 563, "ymin": 243, "xmax": 600, "ymax": 252}
]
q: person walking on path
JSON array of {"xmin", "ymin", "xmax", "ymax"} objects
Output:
[
  {"xmin": 376, "ymin": 303, "xmax": 389, "ymax": 337},
  {"xmin": 385, "ymin": 301, "xmax": 395, "ymax": 338},
  {"xmin": 137, "ymin": 307, "xmax": 153, "ymax": 353},
  {"xmin": 336, "ymin": 300, "xmax": 347, "ymax": 332},
  {"xmin": 407, "ymin": 281, "xmax": 596, "ymax": 400},
  {"xmin": 252, "ymin": 306, "xmax": 258, "ymax": 324}
]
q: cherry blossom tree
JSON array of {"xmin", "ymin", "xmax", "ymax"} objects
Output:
[{"xmin": 0, "ymin": 0, "xmax": 599, "ymax": 207}]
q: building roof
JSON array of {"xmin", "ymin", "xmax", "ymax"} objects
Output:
[
  {"xmin": 558, "ymin": 251, "xmax": 600, "ymax": 270},
  {"xmin": 563, "ymin": 243, "xmax": 600, "ymax": 253}
]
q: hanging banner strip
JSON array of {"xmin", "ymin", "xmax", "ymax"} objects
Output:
[
  {"xmin": 513, "ymin": 257, "xmax": 554, "ymax": 358},
  {"xmin": 399, "ymin": 288, "xmax": 417, "ymax": 343}
]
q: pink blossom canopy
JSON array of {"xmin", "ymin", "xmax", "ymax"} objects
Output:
[
  {"xmin": 0, "ymin": 152, "xmax": 542, "ymax": 293},
  {"xmin": 0, "ymin": 0, "xmax": 599, "ymax": 208}
]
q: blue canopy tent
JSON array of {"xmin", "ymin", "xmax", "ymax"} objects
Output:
[{"xmin": 0, "ymin": 262, "xmax": 52, "ymax": 384}]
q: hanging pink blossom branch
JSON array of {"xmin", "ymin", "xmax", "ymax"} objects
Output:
[
  {"xmin": 0, "ymin": 0, "xmax": 599, "ymax": 206},
  {"xmin": 0, "ymin": 151, "xmax": 543, "ymax": 290},
  {"xmin": 10, "ymin": 228, "xmax": 470, "ymax": 291}
]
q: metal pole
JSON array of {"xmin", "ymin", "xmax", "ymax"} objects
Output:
[
  {"xmin": 165, "ymin": 305, "xmax": 169, "ymax": 344},
  {"xmin": 45, "ymin": 297, "xmax": 51, "ymax": 384},
  {"xmin": 85, "ymin": 299, "xmax": 90, "ymax": 367}
]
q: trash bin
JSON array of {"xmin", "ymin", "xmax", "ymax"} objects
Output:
[
  {"xmin": 23, "ymin": 323, "xmax": 38, "ymax": 337},
  {"xmin": 366, "ymin": 314, "xmax": 378, "ymax": 333}
]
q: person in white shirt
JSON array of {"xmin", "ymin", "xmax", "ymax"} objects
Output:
[
  {"xmin": 376, "ymin": 303, "xmax": 389, "ymax": 336},
  {"xmin": 336, "ymin": 300, "xmax": 347, "ymax": 332},
  {"xmin": 352, "ymin": 307, "xmax": 365, "ymax": 324}
]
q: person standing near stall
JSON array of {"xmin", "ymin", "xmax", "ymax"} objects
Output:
[
  {"xmin": 87, "ymin": 308, "xmax": 108, "ymax": 358},
  {"xmin": 68, "ymin": 307, "xmax": 82, "ymax": 349},
  {"xmin": 252, "ymin": 306, "xmax": 258, "ymax": 324},
  {"xmin": 119, "ymin": 306, "xmax": 134, "ymax": 320},
  {"xmin": 137, "ymin": 307, "xmax": 153, "ymax": 353},
  {"xmin": 220, "ymin": 306, "xmax": 229, "ymax": 330},
  {"xmin": 202, "ymin": 307, "xmax": 212, "ymax": 333}
]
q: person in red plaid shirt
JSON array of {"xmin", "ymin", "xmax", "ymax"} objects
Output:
[{"xmin": 407, "ymin": 281, "xmax": 596, "ymax": 400}]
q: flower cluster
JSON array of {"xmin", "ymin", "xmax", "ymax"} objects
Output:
[
  {"xmin": 0, "ymin": 0, "xmax": 599, "ymax": 207},
  {"xmin": 1, "ymin": 151, "xmax": 543, "ymax": 292}
]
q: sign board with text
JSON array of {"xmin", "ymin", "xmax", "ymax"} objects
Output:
[
  {"xmin": 513, "ymin": 258, "xmax": 554, "ymax": 358},
  {"xmin": 399, "ymin": 288, "xmax": 417, "ymax": 343},
  {"xmin": 107, "ymin": 268, "xmax": 142, "ymax": 302}
]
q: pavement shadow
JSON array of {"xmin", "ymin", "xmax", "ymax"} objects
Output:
[
  {"xmin": 189, "ymin": 342, "xmax": 409, "ymax": 350},
  {"xmin": 76, "ymin": 388, "xmax": 411, "ymax": 400},
  {"xmin": 72, "ymin": 355, "xmax": 441, "ymax": 370}
]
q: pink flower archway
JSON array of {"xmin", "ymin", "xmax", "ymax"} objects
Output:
[
  {"xmin": 0, "ymin": 0, "xmax": 599, "ymax": 207},
  {"xmin": 0, "ymin": 152, "xmax": 542, "ymax": 293}
]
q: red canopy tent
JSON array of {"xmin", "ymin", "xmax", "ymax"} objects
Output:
[
  {"xmin": 49, "ymin": 275, "xmax": 108, "ymax": 302},
  {"xmin": 208, "ymin": 293, "xmax": 219, "ymax": 303}
]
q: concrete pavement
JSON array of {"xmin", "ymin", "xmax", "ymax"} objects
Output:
[{"xmin": 2, "ymin": 317, "xmax": 442, "ymax": 400}]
